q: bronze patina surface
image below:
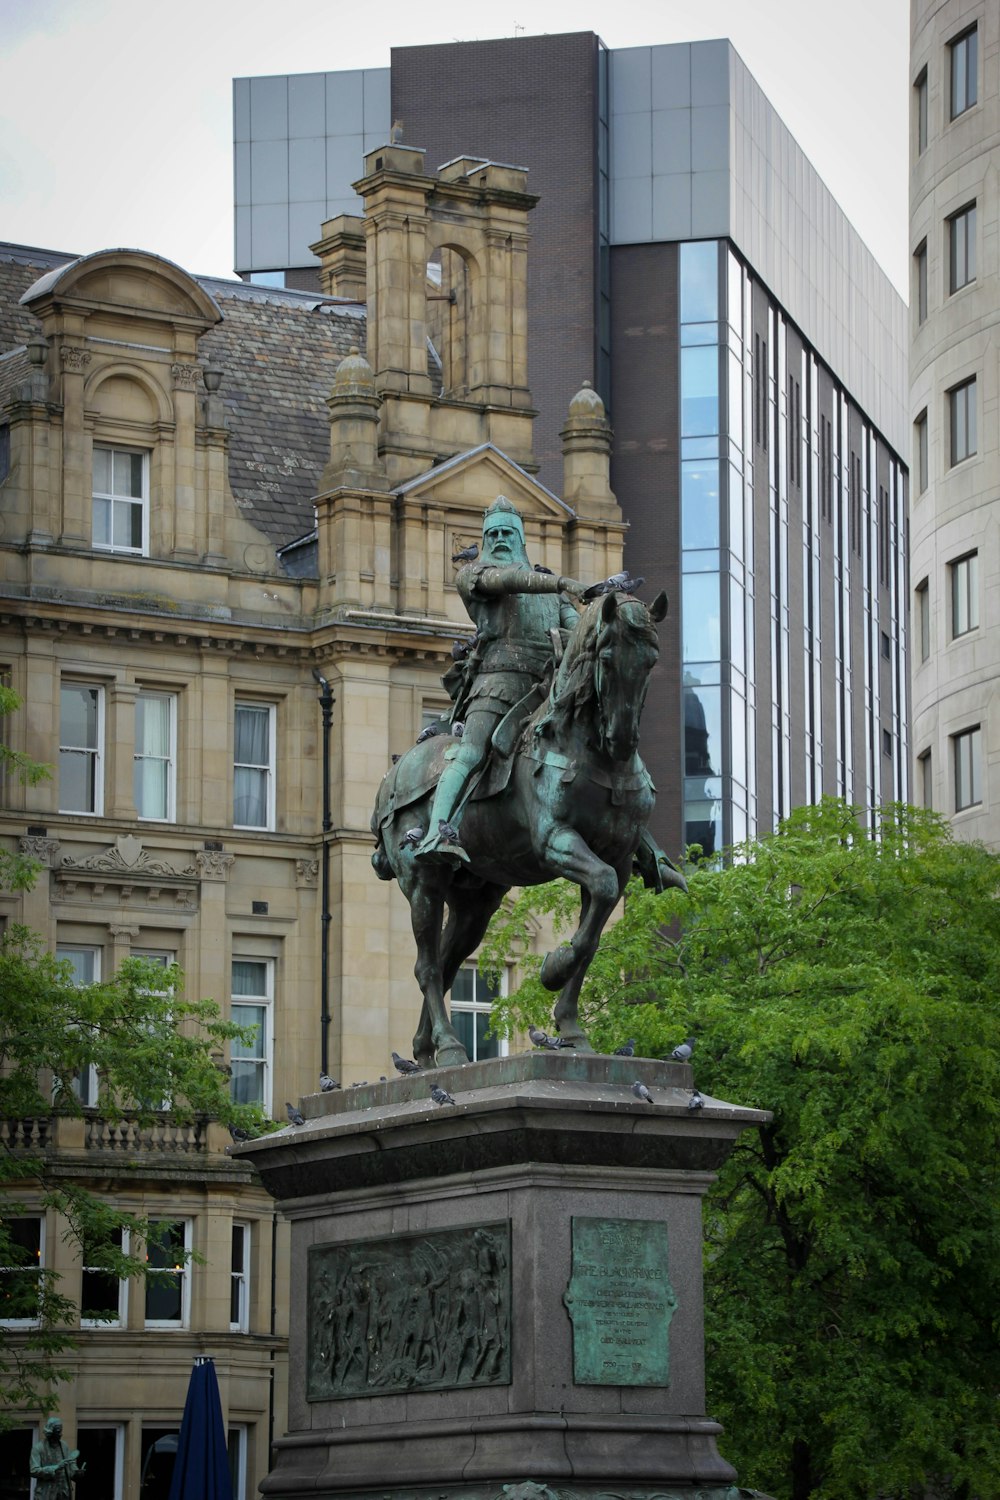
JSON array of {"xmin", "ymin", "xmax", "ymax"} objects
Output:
[
  {"xmin": 307, "ymin": 1221, "xmax": 511, "ymax": 1399},
  {"xmin": 564, "ymin": 1217, "xmax": 677, "ymax": 1386}
]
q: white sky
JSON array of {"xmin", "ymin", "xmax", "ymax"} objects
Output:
[{"xmin": 0, "ymin": 0, "xmax": 909, "ymax": 297}]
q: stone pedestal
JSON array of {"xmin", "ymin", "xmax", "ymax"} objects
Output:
[{"xmin": 241, "ymin": 1053, "xmax": 769, "ymax": 1500}]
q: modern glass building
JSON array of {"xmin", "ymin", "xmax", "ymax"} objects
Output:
[{"xmin": 234, "ymin": 32, "xmax": 909, "ymax": 854}]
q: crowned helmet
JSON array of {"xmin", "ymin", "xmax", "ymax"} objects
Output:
[{"xmin": 482, "ymin": 494, "xmax": 525, "ymax": 543}]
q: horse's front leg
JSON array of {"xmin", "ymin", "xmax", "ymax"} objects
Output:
[
  {"xmin": 406, "ymin": 880, "xmax": 470, "ymax": 1070},
  {"xmin": 536, "ymin": 825, "xmax": 623, "ymax": 1045}
]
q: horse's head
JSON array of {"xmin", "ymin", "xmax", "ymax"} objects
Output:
[{"xmin": 593, "ymin": 589, "xmax": 667, "ymax": 762}]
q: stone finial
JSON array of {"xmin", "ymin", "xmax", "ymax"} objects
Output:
[
  {"xmin": 332, "ymin": 347, "xmax": 376, "ymax": 397},
  {"xmin": 567, "ymin": 379, "xmax": 606, "ymax": 422}
]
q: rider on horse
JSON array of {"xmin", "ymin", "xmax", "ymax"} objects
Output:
[{"xmin": 414, "ymin": 495, "xmax": 584, "ymax": 866}]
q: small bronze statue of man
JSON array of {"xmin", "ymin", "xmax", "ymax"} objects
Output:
[{"xmin": 30, "ymin": 1418, "xmax": 84, "ymax": 1500}]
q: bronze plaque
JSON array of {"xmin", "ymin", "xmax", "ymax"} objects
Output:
[
  {"xmin": 307, "ymin": 1221, "xmax": 510, "ymax": 1400},
  {"xmin": 564, "ymin": 1216, "xmax": 677, "ymax": 1385}
]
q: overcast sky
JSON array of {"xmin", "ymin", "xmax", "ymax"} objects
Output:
[{"xmin": 1, "ymin": 0, "xmax": 909, "ymax": 297}]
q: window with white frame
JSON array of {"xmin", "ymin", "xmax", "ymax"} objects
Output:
[
  {"xmin": 227, "ymin": 1427, "xmax": 248, "ymax": 1500},
  {"xmin": 950, "ymin": 552, "xmax": 978, "ymax": 638},
  {"xmin": 92, "ymin": 445, "xmax": 149, "ymax": 555},
  {"xmin": 233, "ymin": 703, "xmax": 275, "ymax": 829},
  {"xmin": 60, "ymin": 683, "xmax": 104, "ymax": 815},
  {"xmin": 0, "ymin": 1215, "xmax": 44, "ymax": 1325},
  {"xmin": 134, "ymin": 692, "xmax": 176, "ymax": 821},
  {"xmin": 144, "ymin": 1220, "xmax": 191, "ymax": 1327},
  {"xmin": 81, "ymin": 1227, "xmax": 129, "ymax": 1327},
  {"xmin": 449, "ymin": 965, "xmax": 507, "ymax": 1062},
  {"xmin": 230, "ymin": 960, "xmax": 273, "ymax": 1112},
  {"xmin": 953, "ymin": 726, "xmax": 981, "ymax": 811},
  {"xmin": 230, "ymin": 1222, "xmax": 250, "ymax": 1332},
  {"xmin": 76, "ymin": 1425, "xmax": 125, "ymax": 1500},
  {"xmin": 56, "ymin": 945, "xmax": 102, "ymax": 1107},
  {"xmin": 132, "ymin": 951, "xmax": 175, "ymax": 1111},
  {"xmin": 949, "ymin": 24, "xmax": 977, "ymax": 120}
]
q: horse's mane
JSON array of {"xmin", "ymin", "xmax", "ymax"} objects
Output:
[{"xmin": 531, "ymin": 593, "xmax": 659, "ymax": 742}]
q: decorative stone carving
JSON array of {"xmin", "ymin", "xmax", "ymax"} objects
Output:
[
  {"xmin": 18, "ymin": 836, "xmax": 61, "ymax": 867},
  {"xmin": 170, "ymin": 362, "xmax": 202, "ymax": 390},
  {"xmin": 59, "ymin": 346, "xmax": 91, "ymax": 373},
  {"xmin": 295, "ymin": 858, "xmax": 319, "ymax": 886},
  {"xmin": 308, "ymin": 1221, "xmax": 511, "ymax": 1400},
  {"xmin": 61, "ymin": 835, "xmax": 193, "ymax": 879},
  {"xmin": 195, "ymin": 850, "xmax": 235, "ymax": 881}
]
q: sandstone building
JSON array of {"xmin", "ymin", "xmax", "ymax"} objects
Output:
[{"xmin": 0, "ymin": 151, "xmax": 623, "ymax": 1500}]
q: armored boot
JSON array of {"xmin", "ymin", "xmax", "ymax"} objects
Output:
[
  {"xmin": 413, "ymin": 760, "xmax": 473, "ymax": 865},
  {"xmin": 633, "ymin": 826, "xmax": 688, "ymax": 893}
]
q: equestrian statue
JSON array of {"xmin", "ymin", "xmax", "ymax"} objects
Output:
[{"xmin": 371, "ymin": 495, "xmax": 685, "ymax": 1068}]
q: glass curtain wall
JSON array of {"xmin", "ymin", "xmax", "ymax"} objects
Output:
[{"xmin": 680, "ymin": 242, "xmax": 755, "ymax": 857}]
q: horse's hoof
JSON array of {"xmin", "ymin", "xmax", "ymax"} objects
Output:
[
  {"xmin": 540, "ymin": 944, "xmax": 578, "ymax": 991},
  {"xmin": 434, "ymin": 1041, "xmax": 470, "ymax": 1069}
]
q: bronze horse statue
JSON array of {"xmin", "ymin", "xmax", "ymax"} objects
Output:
[{"xmin": 371, "ymin": 588, "xmax": 674, "ymax": 1067}]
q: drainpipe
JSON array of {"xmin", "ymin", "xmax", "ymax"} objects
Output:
[{"xmin": 311, "ymin": 669, "xmax": 335, "ymax": 1075}]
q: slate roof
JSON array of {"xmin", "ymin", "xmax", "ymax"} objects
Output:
[{"xmin": 0, "ymin": 244, "xmax": 366, "ymax": 562}]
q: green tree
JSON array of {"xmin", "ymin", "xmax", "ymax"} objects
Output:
[
  {"xmin": 0, "ymin": 685, "xmax": 52, "ymax": 891},
  {"xmin": 480, "ymin": 800, "xmax": 1000, "ymax": 1500},
  {"xmin": 0, "ymin": 930, "xmax": 267, "ymax": 1420}
]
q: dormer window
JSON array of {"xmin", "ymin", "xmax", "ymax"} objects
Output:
[{"xmin": 93, "ymin": 445, "xmax": 149, "ymax": 555}]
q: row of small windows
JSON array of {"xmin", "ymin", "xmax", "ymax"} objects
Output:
[
  {"xmin": 915, "ymin": 551, "xmax": 979, "ymax": 665},
  {"xmin": 1, "ymin": 1216, "xmax": 249, "ymax": 1333},
  {"xmin": 917, "ymin": 726, "xmax": 981, "ymax": 816},
  {"xmin": 914, "ymin": 21, "xmax": 978, "ymax": 153},
  {"xmin": 59, "ymin": 685, "xmax": 276, "ymax": 829},
  {"xmin": 53, "ymin": 941, "xmax": 501, "ymax": 1119},
  {"xmin": 913, "ymin": 201, "xmax": 976, "ymax": 325},
  {"xmin": 912, "ymin": 376, "xmax": 976, "ymax": 495}
]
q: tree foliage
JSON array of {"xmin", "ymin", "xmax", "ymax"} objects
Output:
[
  {"xmin": 479, "ymin": 800, "xmax": 1000, "ymax": 1500},
  {"xmin": 0, "ymin": 685, "xmax": 52, "ymax": 892},
  {"xmin": 0, "ymin": 937, "xmax": 268, "ymax": 1419}
]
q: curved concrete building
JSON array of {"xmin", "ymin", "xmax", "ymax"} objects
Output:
[{"xmin": 910, "ymin": 0, "xmax": 1000, "ymax": 842}]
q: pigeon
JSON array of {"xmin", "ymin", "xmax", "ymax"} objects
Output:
[
  {"xmin": 390, "ymin": 119, "xmax": 404, "ymax": 144},
  {"xmin": 533, "ymin": 563, "xmax": 554, "ymax": 575},
  {"xmin": 452, "ymin": 722, "xmax": 465, "ymax": 737},
  {"xmin": 614, "ymin": 1038, "xmax": 637, "ymax": 1057},
  {"xmin": 285, "ymin": 1102, "xmax": 305, "ymax": 1126},
  {"xmin": 437, "ymin": 820, "xmax": 464, "ymax": 846},
  {"xmin": 631, "ymin": 1080, "xmax": 654, "ymax": 1105},
  {"xmin": 451, "ymin": 633, "xmax": 478, "ymax": 660},
  {"xmin": 582, "ymin": 572, "xmax": 644, "ymax": 601},
  {"xmin": 401, "ymin": 826, "xmax": 425, "ymax": 848},
  {"xmin": 528, "ymin": 1024, "xmax": 562, "ymax": 1051},
  {"xmin": 687, "ymin": 1090, "xmax": 705, "ymax": 1111},
  {"xmin": 452, "ymin": 543, "xmax": 479, "ymax": 564},
  {"xmin": 228, "ymin": 1122, "xmax": 250, "ymax": 1143},
  {"xmin": 392, "ymin": 1050, "xmax": 421, "ymax": 1076},
  {"xmin": 669, "ymin": 1037, "xmax": 696, "ymax": 1063},
  {"xmin": 319, "ymin": 1073, "xmax": 339, "ymax": 1092},
  {"xmin": 430, "ymin": 1084, "xmax": 456, "ymax": 1106},
  {"xmin": 416, "ymin": 723, "xmax": 441, "ymax": 743}
]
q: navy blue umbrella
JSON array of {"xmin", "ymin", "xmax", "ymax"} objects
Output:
[{"xmin": 167, "ymin": 1357, "xmax": 233, "ymax": 1500}]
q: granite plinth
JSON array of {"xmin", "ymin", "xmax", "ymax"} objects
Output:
[{"xmin": 238, "ymin": 1052, "xmax": 769, "ymax": 1500}]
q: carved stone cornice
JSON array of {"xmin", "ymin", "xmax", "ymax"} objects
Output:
[
  {"xmin": 170, "ymin": 363, "xmax": 202, "ymax": 391},
  {"xmin": 60, "ymin": 346, "xmax": 92, "ymax": 373},
  {"xmin": 54, "ymin": 834, "xmax": 197, "ymax": 907},
  {"xmin": 195, "ymin": 850, "xmax": 235, "ymax": 882},
  {"xmin": 19, "ymin": 835, "xmax": 61, "ymax": 866}
]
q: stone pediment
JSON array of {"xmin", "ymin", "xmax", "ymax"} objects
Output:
[
  {"xmin": 20, "ymin": 250, "xmax": 222, "ymax": 333},
  {"xmin": 395, "ymin": 443, "xmax": 574, "ymax": 528}
]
